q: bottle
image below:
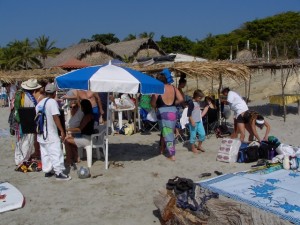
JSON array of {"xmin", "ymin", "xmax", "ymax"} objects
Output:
[
  {"xmin": 268, "ymin": 148, "xmax": 275, "ymax": 160},
  {"xmin": 283, "ymin": 155, "xmax": 290, "ymax": 170}
]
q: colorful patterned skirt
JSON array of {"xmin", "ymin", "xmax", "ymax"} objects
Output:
[{"xmin": 157, "ymin": 106, "xmax": 177, "ymax": 156}]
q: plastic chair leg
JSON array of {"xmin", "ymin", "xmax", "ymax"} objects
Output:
[{"xmin": 84, "ymin": 145, "xmax": 92, "ymax": 168}]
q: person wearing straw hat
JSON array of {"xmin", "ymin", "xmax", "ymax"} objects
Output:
[{"xmin": 13, "ymin": 79, "xmax": 42, "ymax": 165}]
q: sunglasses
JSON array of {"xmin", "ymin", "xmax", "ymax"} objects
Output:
[{"xmin": 70, "ymin": 105, "xmax": 78, "ymax": 109}]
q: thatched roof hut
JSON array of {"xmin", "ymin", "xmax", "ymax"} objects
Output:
[
  {"xmin": 107, "ymin": 38, "xmax": 166, "ymax": 62},
  {"xmin": 44, "ymin": 42, "xmax": 121, "ymax": 69},
  {"xmin": 0, "ymin": 68, "xmax": 66, "ymax": 84}
]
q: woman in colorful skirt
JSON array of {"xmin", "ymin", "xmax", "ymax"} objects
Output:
[{"xmin": 151, "ymin": 74, "xmax": 183, "ymax": 161}]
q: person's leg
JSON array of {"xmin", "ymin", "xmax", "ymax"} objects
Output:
[
  {"xmin": 64, "ymin": 137, "xmax": 77, "ymax": 166},
  {"xmin": 39, "ymin": 142, "xmax": 53, "ymax": 173},
  {"xmin": 48, "ymin": 141, "xmax": 66, "ymax": 175},
  {"xmin": 230, "ymin": 118, "xmax": 238, "ymax": 139},
  {"xmin": 197, "ymin": 122, "xmax": 206, "ymax": 152},
  {"xmin": 189, "ymin": 124, "xmax": 199, "ymax": 154},
  {"xmin": 236, "ymin": 122, "xmax": 246, "ymax": 142},
  {"xmin": 245, "ymin": 123, "xmax": 254, "ymax": 141}
]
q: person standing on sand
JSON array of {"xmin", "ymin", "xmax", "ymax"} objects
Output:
[
  {"xmin": 151, "ymin": 74, "xmax": 183, "ymax": 161},
  {"xmin": 187, "ymin": 89, "xmax": 206, "ymax": 154},
  {"xmin": 221, "ymin": 87, "xmax": 249, "ymax": 142},
  {"xmin": 76, "ymin": 90, "xmax": 104, "ymax": 124},
  {"xmin": 34, "ymin": 83, "xmax": 71, "ymax": 181}
]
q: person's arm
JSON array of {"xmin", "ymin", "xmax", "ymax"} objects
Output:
[
  {"xmin": 53, "ymin": 115, "xmax": 66, "ymax": 140},
  {"xmin": 78, "ymin": 114, "xmax": 93, "ymax": 131},
  {"xmin": 174, "ymin": 87, "xmax": 184, "ymax": 105},
  {"xmin": 250, "ymin": 120, "xmax": 261, "ymax": 142},
  {"xmin": 263, "ymin": 120, "xmax": 271, "ymax": 141},
  {"xmin": 151, "ymin": 94, "xmax": 158, "ymax": 109},
  {"xmin": 201, "ymin": 106, "xmax": 208, "ymax": 117},
  {"xmin": 94, "ymin": 92, "xmax": 104, "ymax": 115},
  {"xmin": 187, "ymin": 101, "xmax": 195, "ymax": 126}
]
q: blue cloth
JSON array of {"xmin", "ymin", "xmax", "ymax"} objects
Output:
[
  {"xmin": 92, "ymin": 106, "xmax": 100, "ymax": 123},
  {"xmin": 161, "ymin": 68, "xmax": 174, "ymax": 84}
]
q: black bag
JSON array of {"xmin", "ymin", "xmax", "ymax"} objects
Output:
[
  {"xmin": 238, "ymin": 145, "xmax": 259, "ymax": 163},
  {"xmin": 214, "ymin": 124, "xmax": 231, "ymax": 138},
  {"xmin": 258, "ymin": 141, "xmax": 277, "ymax": 160}
]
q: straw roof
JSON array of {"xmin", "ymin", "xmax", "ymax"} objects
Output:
[
  {"xmin": 0, "ymin": 67, "xmax": 66, "ymax": 83},
  {"xmin": 107, "ymin": 38, "xmax": 165, "ymax": 60},
  {"xmin": 129, "ymin": 61, "xmax": 251, "ymax": 82},
  {"xmin": 44, "ymin": 41, "xmax": 121, "ymax": 68}
]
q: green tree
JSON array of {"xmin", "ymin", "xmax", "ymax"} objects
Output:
[
  {"xmin": 91, "ymin": 33, "xmax": 120, "ymax": 45},
  {"xmin": 7, "ymin": 39, "xmax": 41, "ymax": 69},
  {"xmin": 35, "ymin": 35, "xmax": 57, "ymax": 67},
  {"xmin": 138, "ymin": 32, "xmax": 155, "ymax": 39},
  {"xmin": 123, "ymin": 34, "xmax": 137, "ymax": 41},
  {"xmin": 157, "ymin": 35, "xmax": 194, "ymax": 54}
]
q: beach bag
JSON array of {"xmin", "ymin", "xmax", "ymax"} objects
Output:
[
  {"xmin": 258, "ymin": 141, "xmax": 277, "ymax": 160},
  {"xmin": 237, "ymin": 144, "xmax": 259, "ymax": 163},
  {"xmin": 216, "ymin": 138, "xmax": 241, "ymax": 163},
  {"xmin": 214, "ymin": 124, "xmax": 231, "ymax": 138},
  {"xmin": 34, "ymin": 98, "xmax": 50, "ymax": 140}
]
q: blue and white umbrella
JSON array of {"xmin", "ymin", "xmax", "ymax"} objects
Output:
[
  {"xmin": 55, "ymin": 61, "xmax": 164, "ymax": 95},
  {"xmin": 55, "ymin": 61, "xmax": 164, "ymax": 170}
]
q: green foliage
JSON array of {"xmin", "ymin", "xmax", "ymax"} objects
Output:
[
  {"xmin": 194, "ymin": 11, "xmax": 300, "ymax": 60},
  {"xmin": 123, "ymin": 34, "xmax": 137, "ymax": 41},
  {"xmin": 138, "ymin": 32, "xmax": 155, "ymax": 39},
  {"xmin": 35, "ymin": 35, "xmax": 57, "ymax": 67},
  {"xmin": 91, "ymin": 33, "xmax": 120, "ymax": 45},
  {"xmin": 157, "ymin": 35, "xmax": 195, "ymax": 54}
]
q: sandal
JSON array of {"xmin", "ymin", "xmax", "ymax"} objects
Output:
[
  {"xmin": 198, "ymin": 172, "xmax": 212, "ymax": 178},
  {"xmin": 197, "ymin": 147, "xmax": 205, "ymax": 152},
  {"xmin": 166, "ymin": 176, "xmax": 179, "ymax": 190},
  {"xmin": 214, "ymin": 171, "xmax": 223, "ymax": 176}
]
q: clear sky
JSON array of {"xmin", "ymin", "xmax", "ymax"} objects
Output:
[{"xmin": 0, "ymin": 0, "xmax": 299, "ymax": 48}]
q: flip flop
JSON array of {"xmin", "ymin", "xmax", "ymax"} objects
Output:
[
  {"xmin": 197, "ymin": 148, "xmax": 205, "ymax": 152},
  {"xmin": 214, "ymin": 171, "xmax": 223, "ymax": 176},
  {"xmin": 198, "ymin": 172, "xmax": 212, "ymax": 178}
]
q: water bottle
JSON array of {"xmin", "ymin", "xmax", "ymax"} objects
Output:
[{"xmin": 268, "ymin": 147, "xmax": 275, "ymax": 160}]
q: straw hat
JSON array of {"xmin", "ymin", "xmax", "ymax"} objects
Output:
[{"xmin": 21, "ymin": 79, "xmax": 42, "ymax": 90}]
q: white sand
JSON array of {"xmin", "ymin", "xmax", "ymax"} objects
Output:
[{"xmin": 1, "ymin": 70, "xmax": 300, "ymax": 225}]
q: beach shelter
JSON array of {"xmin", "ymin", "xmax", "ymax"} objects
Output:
[{"xmin": 55, "ymin": 61, "xmax": 164, "ymax": 169}]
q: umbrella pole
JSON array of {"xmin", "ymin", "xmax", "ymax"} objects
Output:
[{"xmin": 105, "ymin": 93, "xmax": 109, "ymax": 170}]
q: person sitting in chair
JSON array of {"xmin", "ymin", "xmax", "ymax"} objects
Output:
[
  {"xmin": 201, "ymin": 96, "xmax": 218, "ymax": 134},
  {"xmin": 64, "ymin": 99, "xmax": 95, "ymax": 171}
]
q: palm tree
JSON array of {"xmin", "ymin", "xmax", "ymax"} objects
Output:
[
  {"xmin": 35, "ymin": 35, "xmax": 57, "ymax": 67},
  {"xmin": 123, "ymin": 34, "xmax": 137, "ymax": 41},
  {"xmin": 138, "ymin": 32, "xmax": 155, "ymax": 39},
  {"xmin": 8, "ymin": 39, "xmax": 41, "ymax": 69}
]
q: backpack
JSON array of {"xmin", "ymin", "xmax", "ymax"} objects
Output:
[{"xmin": 34, "ymin": 98, "xmax": 50, "ymax": 140}]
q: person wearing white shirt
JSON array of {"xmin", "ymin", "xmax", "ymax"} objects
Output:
[{"xmin": 221, "ymin": 88, "xmax": 249, "ymax": 142}]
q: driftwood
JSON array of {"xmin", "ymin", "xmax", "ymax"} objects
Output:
[{"xmin": 154, "ymin": 189, "xmax": 293, "ymax": 225}]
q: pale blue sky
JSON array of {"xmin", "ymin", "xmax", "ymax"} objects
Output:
[{"xmin": 0, "ymin": 0, "xmax": 299, "ymax": 48}]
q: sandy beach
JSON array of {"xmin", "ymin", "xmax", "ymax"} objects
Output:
[{"xmin": 1, "ymin": 71, "xmax": 300, "ymax": 225}]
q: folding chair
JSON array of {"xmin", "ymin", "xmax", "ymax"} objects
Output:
[{"xmin": 139, "ymin": 108, "xmax": 159, "ymax": 132}]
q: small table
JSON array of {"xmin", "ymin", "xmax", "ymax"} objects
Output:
[{"xmin": 269, "ymin": 94, "xmax": 300, "ymax": 115}]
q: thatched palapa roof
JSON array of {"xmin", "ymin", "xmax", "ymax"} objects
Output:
[
  {"xmin": 45, "ymin": 42, "xmax": 122, "ymax": 68},
  {"xmin": 107, "ymin": 38, "xmax": 166, "ymax": 60},
  {"xmin": 0, "ymin": 68, "xmax": 66, "ymax": 83},
  {"xmin": 129, "ymin": 61, "xmax": 250, "ymax": 83}
]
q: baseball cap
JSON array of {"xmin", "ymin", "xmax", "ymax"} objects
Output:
[{"xmin": 45, "ymin": 83, "xmax": 56, "ymax": 93}]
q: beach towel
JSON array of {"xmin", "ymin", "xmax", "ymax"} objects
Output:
[{"xmin": 200, "ymin": 169, "xmax": 300, "ymax": 224}]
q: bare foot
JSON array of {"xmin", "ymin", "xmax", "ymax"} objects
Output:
[
  {"xmin": 192, "ymin": 148, "xmax": 199, "ymax": 154},
  {"xmin": 167, "ymin": 156, "xmax": 176, "ymax": 161}
]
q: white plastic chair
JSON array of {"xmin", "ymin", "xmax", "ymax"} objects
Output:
[{"xmin": 82, "ymin": 125, "xmax": 107, "ymax": 168}]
